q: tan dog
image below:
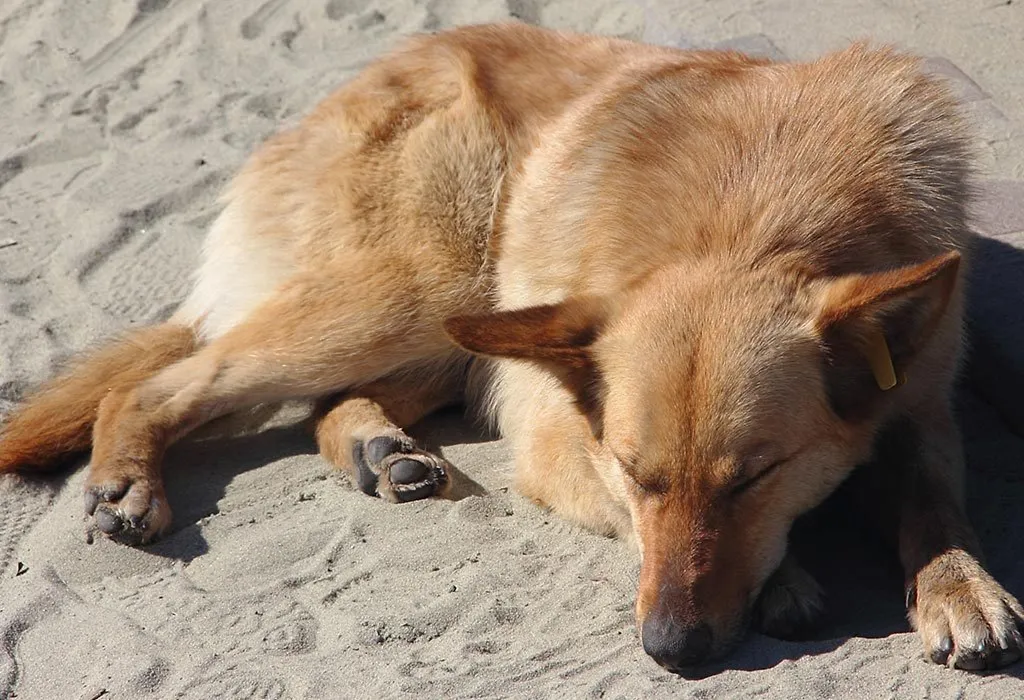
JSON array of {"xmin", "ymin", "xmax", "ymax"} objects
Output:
[{"xmin": 1, "ymin": 22, "xmax": 1021, "ymax": 674}]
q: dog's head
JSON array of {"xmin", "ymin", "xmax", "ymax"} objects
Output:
[{"xmin": 446, "ymin": 250, "xmax": 959, "ymax": 671}]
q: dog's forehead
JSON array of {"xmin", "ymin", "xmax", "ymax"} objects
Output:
[
  {"xmin": 609, "ymin": 308, "xmax": 814, "ymax": 408},
  {"xmin": 602, "ymin": 321, "xmax": 823, "ymax": 479}
]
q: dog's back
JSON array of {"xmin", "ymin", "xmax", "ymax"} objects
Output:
[{"xmin": 497, "ymin": 42, "xmax": 972, "ymax": 305}]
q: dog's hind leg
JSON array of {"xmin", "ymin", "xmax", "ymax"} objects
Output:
[
  {"xmin": 313, "ymin": 357, "xmax": 469, "ymax": 503},
  {"xmin": 0, "ymin": 323, "xmax": 198, "ymax": 474},
  {"xmin": 84, "ymin": 265, "xmax": 464, "ymax": 545}
]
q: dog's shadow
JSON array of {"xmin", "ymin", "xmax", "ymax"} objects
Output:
[
  {"xmin": 145, "ymin": 422, "xmax": 315, "ymax": 561},
  {"xmin": 680, "ymin": 477, "xmax": 909, "ymax": 678}
]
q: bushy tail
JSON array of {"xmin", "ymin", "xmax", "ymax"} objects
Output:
[{"xmin": 0, "ymin": 323, "xmax": 197, "ymax": 473}]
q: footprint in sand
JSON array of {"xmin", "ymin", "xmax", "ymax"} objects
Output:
[
  {"xmin": 240, "ymin": 0, "xmax": 290, "ymax": 40},
  {"xmin": 75, "ymin": 171, "xmax": 221, "ymax": 322},
  {"xmin": 258, "ymin": 599, "xmax": 319, "ymax": 655},
  {"xmin": 0, "ymin": 475, "xmax": 58, "ymax": 576},
  {"xmin": 178, "ymin": 673, "xmax": 287, "ymax": 700},
  {"xmin": 325, "ymin": 0, "xmax": 371, "ymax": 21}
]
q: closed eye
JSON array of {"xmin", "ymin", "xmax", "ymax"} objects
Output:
[
  {"xmin": 730, "ymin": 460, "xmax": 784, "ymax": 496},
  {"xmin": 629, "ymin": 471, "xmax": 670, "ymax": 495},
  {"xmin": 612, "ymin": 450, "xmax": 669, "ymax": 495}
]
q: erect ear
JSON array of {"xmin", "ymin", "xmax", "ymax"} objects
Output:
[
  {"xmin": 444, "ymin": 297, "xmax": 608, "ymax": 438},
  {"xmin": 813, "ymin": 251, "xmax": 961, "ymax": 422}
]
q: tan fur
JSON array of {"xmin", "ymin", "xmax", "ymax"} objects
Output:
[
  {"xmin": 0, "ymin": 22, "xmax": 1019, "ymax": 673},
  {"xmin": 0, "ymin": 324, "xmax": 196, "ymax": 472}
]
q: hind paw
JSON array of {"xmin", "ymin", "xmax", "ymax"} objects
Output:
[
  {"xmin": 84, "ymin": 473, "xmax": 172, "ymax": 546},
  {"xmin": 350, "ymin": 433, "xmax": 450, "ymax": 503}
]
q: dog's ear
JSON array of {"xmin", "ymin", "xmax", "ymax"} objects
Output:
[
  {"xmin": 444, "ymin": 297, "xmax": 608, "ymax": 437},
  {"xmin": 813, "ymin": 251, "xmax": 961, "ymax": 421}
]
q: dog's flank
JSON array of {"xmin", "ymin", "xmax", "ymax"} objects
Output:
[{"xmin": 0, "ymin": 22, "xmax": 1019, "ymax": 674}]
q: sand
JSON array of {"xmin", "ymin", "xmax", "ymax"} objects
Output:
[{"xmin": 2, "ymin": 0, "xmax": 1024, "ymax": 698}]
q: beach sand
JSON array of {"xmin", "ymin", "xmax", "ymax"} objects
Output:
[{"xmin": 2, "ymin": 1, "xmax": 1024, "ymax": 697}]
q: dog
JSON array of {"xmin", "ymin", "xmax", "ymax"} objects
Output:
[{"xmin": 1, "ymin": 22, "xmax": 1021, "ymax": 674}]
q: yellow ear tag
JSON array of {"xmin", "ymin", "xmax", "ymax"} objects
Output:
[{"xmin": 866, "ymin": 331, "xmax": 898, "ymax": 391}]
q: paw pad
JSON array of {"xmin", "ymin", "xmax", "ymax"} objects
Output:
[{"xmin": 350, "ymin": 434, "xmax": 449, "ymax": 503}]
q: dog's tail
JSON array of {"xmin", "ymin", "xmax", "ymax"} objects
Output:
[{"xmin": 0, "ymin": 323, "xmax": 197, "ymax": 474}]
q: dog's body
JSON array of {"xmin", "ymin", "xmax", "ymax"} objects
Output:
[{"xmin": 1, "ymin": 23, "xmax": 1021, "ymax": 673}]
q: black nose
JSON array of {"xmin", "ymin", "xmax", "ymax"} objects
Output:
[{"xmin": 641, "ymin": 615, "xmax": 713, "ymax": 669}]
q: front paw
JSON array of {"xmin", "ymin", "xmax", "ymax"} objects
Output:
[
  {"xmin": 752, "ymin": 555, "xmax": 825, "ymax": 640},
  {"xmin": 909, "ymin": 550, "xmax": 1024, "ymax": 670}
]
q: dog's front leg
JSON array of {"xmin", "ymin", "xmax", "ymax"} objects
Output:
[
  {"xmin": 751, "ymin": 553, "xmax": 825, "ymax": 640},
  {"xmin": 494, "ymin": 363, "xmax": 632, "ymax": 540},
  {"xmin": 892, "ymin": 409, "xmax": 1024, "ymax": 670}
]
